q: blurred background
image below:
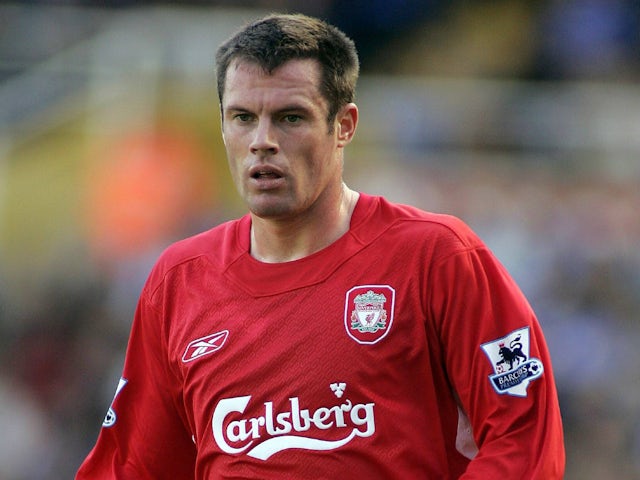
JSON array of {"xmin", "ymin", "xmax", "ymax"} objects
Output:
[{"xmin": 1, "ymin": 0, "xmax": 639, "ymax": 478}]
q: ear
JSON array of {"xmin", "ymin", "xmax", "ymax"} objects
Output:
[{"xmin": 336, "ymin": 103, "xmax": 358, "ymax": 147}]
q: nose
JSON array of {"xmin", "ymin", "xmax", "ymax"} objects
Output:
[{"xmin": 250, "ymin": 119, "xmax": 278, "ymax": 156}]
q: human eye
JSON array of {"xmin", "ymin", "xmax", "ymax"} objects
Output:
[
  {"xmin": 282, "ymin": 114, "xmax": 302, "ymax": 124},
  {"xmin": 235, "ymin": 112, "xmax": 253, "ymax": 123}
]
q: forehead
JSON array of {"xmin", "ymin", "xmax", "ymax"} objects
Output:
[{"xmin": 223, "ymin": 58, "xmax": 325, "ymax": 109}]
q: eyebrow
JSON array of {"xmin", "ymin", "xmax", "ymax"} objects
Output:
[{"xmin": 224, "ymin": 103, "xmax": 314, "ymax": 116}]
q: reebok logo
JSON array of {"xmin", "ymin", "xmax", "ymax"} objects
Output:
[{"xmin": 182, "ymin": 330, "xmax": 229, "ymax": 363}]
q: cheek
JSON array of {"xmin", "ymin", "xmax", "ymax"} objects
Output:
[
  {"xmin": 295, "ymin": 146, "xmax": 325, "ymax": 182},
  {"xmin": 222, "ymin": 132, "xmax": 242, "ymax": 164},
  {"xmin": 306, "ymin": 142, "xmax": 340, "ymax": 178},
  {"xmin": 227, "ymin": 156, "xmax": 245, "ymax": 187},
  {"xmin": 223, "ymin": 144, "xmax": 244, "ymax": 186}
]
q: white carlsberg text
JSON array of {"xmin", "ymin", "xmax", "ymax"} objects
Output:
[{"xmin": 212, "ymin": 394, "xmax": 376, "ymax": 460}]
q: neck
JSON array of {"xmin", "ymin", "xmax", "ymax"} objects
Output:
[{"xmin": 250, "ymin": 185, "xmax": 359, "ymax": 263}]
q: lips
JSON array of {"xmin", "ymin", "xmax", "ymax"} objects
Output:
[
  {"xmin": 248, "ymin": 164, "xmax": 284, "ymax": 180},
  {"xmin": 248, "ymin": 164, "xmax": 285, "ymax": 188},
  {"xmin": 252, "ymin": 170, "xmax": 280, "ymax": 179}
]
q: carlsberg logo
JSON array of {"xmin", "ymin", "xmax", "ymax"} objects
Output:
[{"xmin": 212, "ymin": 391, "xmax": 376, "ymax": 460}]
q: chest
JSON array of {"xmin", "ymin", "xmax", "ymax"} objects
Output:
[{"xmin": 160, "ymin": 251, "xmax": 446, "ymax": 464}]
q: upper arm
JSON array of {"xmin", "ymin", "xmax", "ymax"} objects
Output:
[
  {"xmin": 430, "ymin": 245, "xmax": 565, "ymax": 479},
  {"xmin": 76, "ymin": 294, "xmax": 196, "ymax": 479}
]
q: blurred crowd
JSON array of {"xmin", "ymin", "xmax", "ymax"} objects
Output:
[{"xmin": 1, "ymin": 1, "xmax": 640, "ymax": 479}]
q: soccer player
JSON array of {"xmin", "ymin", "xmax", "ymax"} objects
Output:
[{"xmin": 77, "ymin": 13, "xmax": 565, "ymax": 479}]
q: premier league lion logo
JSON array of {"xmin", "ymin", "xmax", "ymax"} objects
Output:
[
  {"xmin": 496, "ymin": 335, "xmax": 528, "ymax": 370},
  {"xmin": 481, "ymin": 327, "xmax": 543, "ymax": 397}
]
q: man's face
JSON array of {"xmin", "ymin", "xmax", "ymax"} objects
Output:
[{"xmin": 221, "ymin": 58, "xmax": 348, "ymax": 221}]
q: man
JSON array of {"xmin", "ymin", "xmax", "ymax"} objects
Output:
[{"xmin": 77, "ymin": 13, "xmax": 565, "ymax": 479}]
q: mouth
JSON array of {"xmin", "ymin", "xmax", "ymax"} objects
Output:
[
  {"xmin": 251, "ymin": 169, "xmax": 282, "ymax": 180},
  {"xmin": 248, "ymin": 165, "xmax": 285, "ymax": 189},
  {"xmin": 249, "ymin": 164, "xmax": 284, "ymax": 179}
]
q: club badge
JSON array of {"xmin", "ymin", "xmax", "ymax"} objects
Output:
[{"xmin": 344, "ymin": 285, "xmax": 395, "ymax": 345}]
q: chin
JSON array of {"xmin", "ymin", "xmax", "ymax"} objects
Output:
[{"xmin": 249, "ymin": 201, "xmax": 293, "ymax": 219}]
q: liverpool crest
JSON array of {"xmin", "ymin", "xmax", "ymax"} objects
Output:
[{"xmin": 344, "ymin": 285, "xmax": 395, "ymax": 344}]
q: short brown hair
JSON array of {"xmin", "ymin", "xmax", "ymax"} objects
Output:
[{"xmin": 215, "ymin": 13, "xmax": 359, "ymax": 124}]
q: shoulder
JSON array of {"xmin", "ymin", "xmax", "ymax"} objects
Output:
[
  {"xmin": 357, "ymin": 194, "xmax": 483, "ymax": 251},
  {"xmin": 143, "ymin": 216, "xmax": 247, "ymax": 293}
]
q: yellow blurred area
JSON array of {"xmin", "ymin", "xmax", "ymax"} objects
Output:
[
  {"xmin": 1, "ymin": 81, "xmax": 237, "ymax": 276},
  {"xmin": 3, "ymin": 125, "xmax": 86, "ymax": 267}
]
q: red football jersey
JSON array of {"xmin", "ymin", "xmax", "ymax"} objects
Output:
[{"xmin": 77, "ymin": 194, "xmax": 564, "ymax": 479}]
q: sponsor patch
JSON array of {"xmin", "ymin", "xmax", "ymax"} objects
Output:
[
  {"xmin": 182, "ymin": 330, "xmax": 229, "ymax": 363},
  {"xmin": 103, "ymin": 377, "xmax": 128, "ymax": 427},
  {"xmin": 481, "ymin": 327, "xmax": 543, "ymax": 397},
  {"xmin": 212, "ymin": 383, "xmax": 375, "ymax": 460},
  {"xmin": 344, "ymin": 285, "xmax": 395, "ymax": 345}
]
